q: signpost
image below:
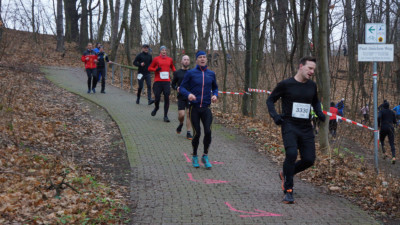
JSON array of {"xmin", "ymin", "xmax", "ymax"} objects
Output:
[{"xmin": 358, "ymin": 23, "xmax": 393, "ymax": 174}]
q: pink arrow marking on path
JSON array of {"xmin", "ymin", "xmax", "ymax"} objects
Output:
[
  {"xmin": 225, "ymin": 202, "xmax": 282, "ymax": 217},
  {"xmin": 187, "ymin": 173, "xmax": 229, "ymax": 184},
  {"xmin": 183, "ymin": 153, "xmax": 224, "ymax": 165}
]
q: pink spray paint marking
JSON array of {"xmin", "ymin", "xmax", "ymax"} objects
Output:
[
  {"xmin": 187, "ymin": 173, "xmax": 229, "ymax": 184},
  {"xmin": 183, "ymin": 153, "xmax": 224, "ymax": 165},
  {"xmin": 225, "ymin": 202, "xmax": 282, "ymax": 217}
]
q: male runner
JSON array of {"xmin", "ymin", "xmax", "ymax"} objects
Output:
[
  {"xmin": 180, "ymin": 51, "xmax": 218, "ymax": 169},
  {"xmin": 133, "ymin": 44, "xmax": 154, "ymax": 105},
  {"xmin": 171, "ymin": 55, "xmax": 193, "ymax": 140},
  {"xmin": 148, "ymin": 46, "xmax": 176, "ymax": 122},
  {"xmin": 378, "ymin": 102, "xmax": 397, "ymax": 164},
  {"xmin": 94, "ymin": 46, "xmax": 111, "ymax": 94},
  {"xmin": 266, "ymin": 56, "xmax": 325, "ymax": 204},
  {"xmin": 81, "ymin": 43, "xmax": 98, "ymax": 93}
]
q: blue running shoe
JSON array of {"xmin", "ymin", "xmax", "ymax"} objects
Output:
[
  {"xmin": 202, "ymin": 155, "xmax": 212, "ymax": 169},
  {"xmin": 87, "ymin": 89, "xmax": 90, "ymax": 94},
  {"xmin": 92, "ymin": 88, "xmax": 96, "ymax": 93},
  {"xmin": 192, "ymin": 155, "xmax": 200, "ymax": 168}
]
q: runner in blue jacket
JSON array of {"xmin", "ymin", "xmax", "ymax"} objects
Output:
[{"xmin": 180, "ymin": 51, "xmax": 218, "ymax": 169}]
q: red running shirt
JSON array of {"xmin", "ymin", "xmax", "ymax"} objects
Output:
[{"xmin": 148, "ymin": 55, "xmax": 176, "ymax": 82}]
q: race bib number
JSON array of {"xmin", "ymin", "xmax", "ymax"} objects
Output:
[
  {"xmin": 137, "ymin": 73, "xmax": 143, "ymax": 80},
  {"xmin": 292, "ymin": 102, "xmax": 311, "ymax": 119},
  {"xmin": 160, "ymin": 72, "xmax": 169, "ymax": 79}
]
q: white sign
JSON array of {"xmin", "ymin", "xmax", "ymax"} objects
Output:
[
  {"xmin": 358, "ymin": 44, "xmax": 394, "ymax": 62},
  {"xmin": 365, "ymin": 23, "xmax": 386, "ymax": 44}
]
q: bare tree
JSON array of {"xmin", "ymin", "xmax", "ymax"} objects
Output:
[
  {"xmin": 109, "ymin": 0, "xmax": 120, "ymax": 61},
  {"xmin": 97, "ymin": 0, "xmax": 108, "ymax": 42},
  {"xmin": 64, "ymin": 0, "xmax": 80, "ymax": 42},
  {"xmin": 56, "ymin": 0, "xmax": 64, "ymax": 52},
  {"xmin": 179, "ymin": 0, "xmax": 196, "ymax": 64},
  {"xmin": 271, "ymin": 0, "xmax": 288, "ymax": 64},
  {"xmin": 195, "ymin": 0, "xmax": 216, "ymax": 51},
  {"xmin": 79, "ymin": 0, "xmax": 89, "ymax": 51},
  {"xmin": 160, "ymin": 0, "xmax": 172, "ymax": 50},
  {"xmin": 215, "ymin": 0, "xmax": 228, "ymax": 112},
  {"xmin": 130, "ymin": 0, "xmax": 142, "ymax": 48},
  {"xmin": 0, "ymin": 0, "xmax": 3, "ymax": 43}
]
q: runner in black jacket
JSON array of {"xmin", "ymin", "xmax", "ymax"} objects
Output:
[
  {"xmin": 171, "ymin": 55, "xmax": 192, "ymax": 140},
  {"xmin": 267, "ymin": 56, "xmax": 325, "ymax": 204},
  {"xmin": 133, "ymin": 44, "xmax": 154, "ymax": 105},
  {"xmin": 95, "ymin": 46, "xmax": 111, "ymax": 94},
  {"xmin": 378, "ymin": 102, "xmax": 397, "ymax": 164}
]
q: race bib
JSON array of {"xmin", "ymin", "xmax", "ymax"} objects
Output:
[
  {"xmin": 292, "ymin": 102, "xmax": 311, "ymax": 119},
  {"xmin": 137, "ymin": 73, "xmax": 143, "ymax": 80},
  {"xmin": 160, "ymin": 72, "xmax": 169, "ymax": 79}
]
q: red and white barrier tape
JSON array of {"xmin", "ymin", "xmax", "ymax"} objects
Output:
[
  {"xmin": 247, "ymin": 88, "xmax": 376, "ymax": 132},
  {"xmin": 218, "ymin": 91, "xmax": 251, "ymax": 95}
]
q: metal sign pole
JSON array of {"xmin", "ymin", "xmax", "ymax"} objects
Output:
[
  {"xmin": 373, "ymin": 62, "xmax": 379, "ymax": 173},
  {"xmin": 120, "ymin": 68, "xmax": 123, "ymax": 88},
  {"xmin": 112, "ymin": 64, "xmax": 115, "ymax": 84},
  {"xmin": 130, "ymin": 70, "xmax": 133, "ymax": 91}
]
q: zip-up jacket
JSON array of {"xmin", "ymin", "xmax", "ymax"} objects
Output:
[
  {"xmin": 179, "ymin": 65, "xmax": 218, "ymax": 108},
  {"xmin": 378, "ymin": 108, "xmax": 397, "ymax": 129},
  {"xmin": 393, "ymin": 105, "xmax": 400, "ymax": 115},
  {"xmin": 148, "ymin": 54, "xmax": 176, "ymax": 82},
  {"xmin": 96, "ymin": 52, "xmax": 109, "ymax": 68},
  {"xmin": 81, "ymin": 49, "xmax": 98, "ymax": 69},
  {"xmin": 133, "ymin": 52, "xmax": 152, "ymax": 75}
]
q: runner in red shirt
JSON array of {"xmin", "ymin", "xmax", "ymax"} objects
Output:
[
  {"xmin": 81, "ymin": 43, "xmax": 98, "ymax": 93},
  {"xmin": 148, "ymin": 46, "xmax": 176, "ymax": 122},
  {"xmin": 329, "ymin": 102, "xmax": 338, "ymax": 138}
]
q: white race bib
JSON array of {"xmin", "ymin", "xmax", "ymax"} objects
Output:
[
  {"xmin": 137, "ymin": 73, "xmax": 143, "ymax": 80},
  {"xmin": 160, "ymin": 71, "xmax": 169, "ymax": 79},
  {"xmin": 292, "ymin": 102, "xmax": 311, "ymax": 119}
]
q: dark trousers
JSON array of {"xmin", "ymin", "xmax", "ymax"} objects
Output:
[
  {"xmin": 86, "ymin": 68, "xmax": 97, "ymax": 90},
  {"xmin": 138, "ymin": 74, "xmax": 152, "ymax": 100},
  {"xmin": 329, "ymin": 120, "xmax": 337, "ymax": 137},
  {"xmin": 380, "ymin": 126, "xmax": 396, "ymax": 157},
  {"xmin": 95, "ymin": 67, "xmax": 106, "ymax": 92},
  {"xmin": 153, "ymin": 81, "xmax": 170, "ymax": 117},
  {"xmin": 189, "ymin": 105, "xmax": 213, "ymax": 156},
  {"xmin": 281, "ymin": 121, "xmax": 315, "ymax": 191}
]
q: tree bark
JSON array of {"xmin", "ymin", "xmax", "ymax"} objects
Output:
[
  {"xmin": 0, "ymin": 0, "xmax": 4, "ymax": 43},
  {"xmin": 109, "ymin": 0, "xmax": 120, "ymax": 61},
  {"xmin": 97, "ymin": 0, "xmax": 108, "ymax": 42},
  {"xmin": 216, "ymin": 0, "xmax": 228, "ymax": 112},
  {"xmin": 63, "ymin": 0, "xmax": 79, "ymax": 42},
  {"xmin": 195, "ymin": 0, "xmax": 216, "ymax": 51},
  {"xmin": 179, "ymin": 0, "xmax": 196, "ymax": 65},
  {"xmin": 130, "ymin": 0, "xmax": 142, "ymax": 48},
  {"xmin": 317, "ymin": 0, "xmax": 330, "ymax": 153},
  {"xmin": 272, "ymin": 0, "xmax": 288, "ymax": 64},
  {"xmin": 234, "ymin": 0, "xmax": 240, "ymax": 52},
  {"xmin": 160, "ymin": 0, "xmax": 172, "ymax": 50},
  {"xmin": 79, "ymin": 0, "xmax": 89, "ymax": 52},
  {"xmin": 56, "ymin": 0, "xmax": 64, "ymax": 52}
]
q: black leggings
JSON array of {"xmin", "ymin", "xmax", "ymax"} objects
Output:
[
  {"xmin": 380, "ymin": 127, "xmax": 396, "ymax": 157},
  {"xmin": 153, "ymin": 81, "xmax": 170, "ymax": 116},
  {"xmin": 281, "ymin": 121, "xmax": 315, "ymax": 191},
  {"xmin": 138, "ymin": 74, "xmax": 152, "ymax": 100},
  {"xmin": 189, "ymin": 106, "xmax": 213, "ymax": 156},
  {"xmin": 86, "ymin": 68, "xmax": 97, "ymax": 90},
  {"xmin": 96, "ymin": 67, "xmax": 106, "ymax": 92}
]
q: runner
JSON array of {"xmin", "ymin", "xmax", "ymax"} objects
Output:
[
  {"xmin": 81, "ymin": 43, "xmax": 98, "ymax": 93},
  {"xmin": 393, "ymin": 102, "xmax": 400, "ymax": 125},
  {"xmin": 179, "ymin": 51, "xmax": 218, "ymax": 169},
  {"xmin": 360, "ymin": 103, "xmax": 369, "ymax": 124},
  {"xmin": 329, "ymin": 102, "xmax": 338, "ymax": 138},
  {"xmin": 133, "ymin": 44, "xmax": 154, "ymax": 105},
  {"xmin": 266, "ymin": 56, "xmax": 325, "ymax": 204},
  {"xmin": 336, "ymin": 98, "xmax": 345, "ymax": 116},
  {"xmin": 148, "ymin": 46, "xmax": 176, "ymax": 122},
  {"xmin": 171, "ymin": 55, "xmax": 193, "ymax": 140},
  {"xmin": 93, "ymin": 43, "xmax": 101, "ymax": 54},
  {"xmin": 378, "ymin": 101, "xmax": 397, "ymax": 164},
  {"xmin": 94, "ymin": 46, "xmax": 111, "ymax": 94}
]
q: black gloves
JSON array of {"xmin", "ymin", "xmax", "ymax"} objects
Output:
[
  {"xmin": 273, "ymin": 115, "xmax": 284, "ymax": 125},
  {"xmin": 156, "ymin": 67, "xmax": 161, "ymax": 72},
  {"xmin": 316, "ymin": 112, "xmax": 326, "ymax": 122}
]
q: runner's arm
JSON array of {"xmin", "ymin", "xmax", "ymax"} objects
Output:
[
  {"xmin": 171, "ymin": 72, "xmax": 178, "ymax": 90},
  {"xmin": 312, "ymin": 86, "xmax": 325, "ymax": 122},
  {"xmin": 266, "ymin": 82, "xmax": 284, "ymax": 119},
  {"xmin": 170, "ymin": 60, "xmax": 177, "ymax": 72},
  {"xmin": 211, "ymin": 73, "xmax": 218, "ymax": 97},
  {"xmin": 133, "ymin": 55, "xmax": 141, "ymax": 67},
  {"xmin": 147, "ymin": 58, "xmax": 157, "ymax": 72},
  {"xmin": 179, "ymin": 72, "xmax": 191, "ymax": 98}
]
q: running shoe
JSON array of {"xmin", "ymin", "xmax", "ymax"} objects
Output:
[
  {"xmin": 282, "ymin": 189, "xmax": 295, "ymax": 204},
  {"xmin": 164, "ymin": 116, "xmax": 170, "ymax": 122},
  {"xmin": 151, "ymin": 108, "xmax": 158, "ymax": 116},
  {"xmin": 202, "ymin": 155, "xmax": 212, "ymax": 169},
  {"xmin": 187, "ymin": 132, "xmax": 193, "ymax": 140},
  {"xmin": 279, "ymin": 171, "xmax": 285, "ymax": 191},
  {"xmin": 176, "ymin": 123, "xmax": 183, "ymax": 134},
  {"xmin": 92, "ymin": 88, "xmax": 96, "ymax": 93},
  {"xmin": 148, "ymin": 99, "xmax": 155, "ymax": 105},
  {"xmin": 192, "ymin": 155, "xmax": 200, "ymax": 168},
  {"xmin": 136, "ymin": 98, "xmax": 140, "ymax": 104},
  {"xmin": 392, "ymin": 157, "xmax": 396, "ymax": 164},
  {"xmin": 87, "ymin": 90, "xmax": 90, "ymax": 94},
  {"xmin": 101, "ymin": 91, "xmax": 106, "ymax": 94}
]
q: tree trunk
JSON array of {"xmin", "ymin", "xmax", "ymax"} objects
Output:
[
  {"xmin": 130, "ymin": 0, "xmax": 142, "ymax": 48},
  {"xmin": 298, "ymin": 0, "xmax": 311, "ymax": 58},
  {"xmin": 160, "ymin": 0, "xmax": 172, "ymax": 50},
  {"xmin": 97, "ymin": 0, "xmax": 108, "ymax": 42},
  {"xmin": 234, "ymin": 0, "xmax": 240, "ymax": 52},
  {"xmin": 317, "ymin": 0, "xmax": 330, "ymax": 153},
  {"xmin": 63, "ymin": 0, "xmax": 79, "ymax": 42},
  {"xmin": 121, "ymin": 0, "xmax": 132, "ymax": 64},
  {"xmin": 109, "ymin": 0, "xmax": 120, "ymax": 61},
  {"xmin": 0, "ymin": 0, "xmax": 4, "ymax": 43},
  {"xmin": 89, "ymin": 0, "xmax": 93, "ymax": 42},
  {"xmin": 273, "ymin": 0, "xmax": 288, "ymax": 64},
  {"xmin": 179, "ymin": 0, "xmax": 196, "ymax": 65},
  {"xmin": 216, "ymin": 0, "xmax": 228, "ymax": 112},
  {"xmin": 56, "ymin": 0, "xmax": 64, "ymax": 52},
  {"xmin": 32, "ymin": 0, "xmax": 37, "ymax": 42},
  {"xmin": 195, "ymin": 0, "xmax": 216, "ymax": 51},
  {"xmin": 79, "ymin": 0, "xmax": 89, "ymax": 52}
]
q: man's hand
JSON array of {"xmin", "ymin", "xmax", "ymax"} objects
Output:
[
  {"xmin": 273, "ymin": 115, "xmax": 284, "ymax": 125},
  {"xmin": 177, "ymin": 87, "xmax": 180, "ymax": 92},
  {"xmin": 94, "ymin": 59, "xmax": 98, "ymax": 63},
  {"xmin": 211, "ymin": 95, "xmax": 218, "ymax": 103},
  {"xmin": 141, "ymin": 62, "xmax": 145, "ymax": 66},
  {"xmin": 108, "ymin": 61, "xmax": 113, "ymax": 64},
  {"xmin": 156, "ymin": 67, "xmax": 162, "ymax": 72},
  {"xmin": 317, "ymin": 112, "xmax": 326, "ymax": 122},
  {"xmin": 188, "ymin": 94, "xmax": 196, "ymax": 101},
  {"xmin": 85, "ymin": 57, "xmax": 89, "ymax": 61}
]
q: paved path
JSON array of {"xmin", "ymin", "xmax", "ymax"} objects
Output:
[{"xmin": 44, "ymin": 67, "xmax": 378, "ymax": 225}]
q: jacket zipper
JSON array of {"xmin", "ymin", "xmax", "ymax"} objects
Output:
[{"xmin": 200, "ymin": 70, "xmax": 204, "ymax": 107}]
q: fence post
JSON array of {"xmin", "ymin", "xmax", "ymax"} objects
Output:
[
  {"xmin": 120, "ymin": 67, "xmax": 123, "ymax": 88},
  {"xmin": 130, "ymin": 70, "xmax": 133, "ymax": 92},
  {"xmin": 112, "ymin": 64, "xmax": 115, "ymax": 84}
]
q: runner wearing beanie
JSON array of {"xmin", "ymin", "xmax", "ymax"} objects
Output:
[
  {"xmin": 133, "ymin": 44, "xmax": 155, "ymax": 105},
  {"xmin": 81, "ymin": 43, "xmax": 98, "ymax": 93},
  {"xmin": 378, "ymin": 102, "xmax": 397, "ymax": 164},
  {"xmin": 180, "ymin": 51, "xmax": 218, "ymax": 169},
  {"xmin": 148, "ymin": 46, "xmax": 176, "ymax": 122},
  {"xmin": 267, "ymin": 56, "xmax": 325, "ymax": 204},
  {"xmin": 171, "ymin": 55, "xmax": 193, "ymax": 140}
]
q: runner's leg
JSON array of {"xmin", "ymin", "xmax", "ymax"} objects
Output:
[
  {"xmin": 295, "ymin": 126, "xmax": 316, "ymax": 174},
  {"xmin": 189, "ymin": 106, "xmax": 201, "ymax": 156},
  {"xmin": 201, "ymin": 107, "xmax": 213, "ymax": 155},
  {"xmin": 388, "ymin": 127, "xmax": 396, "ymax": 158},
  {"xmin": 145, "ymin": 74, "xmax": 152, "ymax": 101},
  {"xmin": 282, "ymin": 122, "xmax": 299, "ymax": 191},
  {"xmin": 163, "ymin": 82, "xmax": 170, "ymax": 117},
  {"xmin": 153, "ymin": 82, "xmax": 161, "ymax": 111}
]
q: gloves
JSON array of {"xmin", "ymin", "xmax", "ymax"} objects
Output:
[
  {"xmin": 317, "ymin": 112, "xmax": 326, "ymax": 122},
  {"xmin": 273, "ymin": 115, "xmax": 284, "ymax": 125},
  {"xmin": 156, "ymin": 67, "xmax": 161, "ymax": 72}
]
